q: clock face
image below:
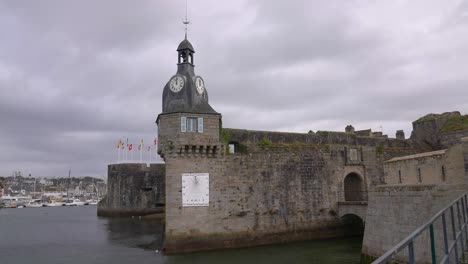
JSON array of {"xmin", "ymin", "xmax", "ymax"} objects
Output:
[
  {"xmin": 169, "ymin": 76, "xmax": 184, "ymax": 92},
  {"xmin": 195, "ymin": 77, "xmax": 205, "ymax": 94}
]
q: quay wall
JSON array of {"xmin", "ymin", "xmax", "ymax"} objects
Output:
[
  {"xmin": 97, "ymin": 163, "xmax": 165, "ymax": 217},
  {"xmin": 361, "ymin": 184, "xmax": 466, "ymax": 263}
]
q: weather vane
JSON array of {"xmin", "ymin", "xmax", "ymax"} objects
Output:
[{"xmin": 183, "ymin": 0, "xmax": 191, "ymax": 39}]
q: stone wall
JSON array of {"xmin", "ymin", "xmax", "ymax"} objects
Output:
[
  {"xmin": 441, "ymin": 130, "xmax": 468, "ymax": 147},
  {"xmin": 464, "ymin": 137, "xmax": 468, "ymax": 183},
  {"xmin": 163, "ymin": 146, "xmax": 339, "ymax": 253},
  {"xmin": 97, "ymin": 163, "xmax": 165, "ymax": 217},
  {"xmin": 362, "ymin": 184, "xmax": 466, "ymax": 263},
  {"xmin": 162, "ymin": 140, "xmax": 407, "ymax": 253},
  {"xmin": 384, "ymin": 145, "xmax": 465, "ymax": 185}
]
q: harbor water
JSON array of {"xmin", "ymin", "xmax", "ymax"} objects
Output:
[{"xmin": 0, "ymin": 206, "xmax": 362, "ymax": 264}]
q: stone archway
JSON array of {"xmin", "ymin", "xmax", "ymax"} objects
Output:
[
  {"xmin": 344, "ymin": 172, "xmax": 366, "ymax": 201},
  {"xmin": 341, "ymin": 214, "xmax": 365, "ymax": 237}
]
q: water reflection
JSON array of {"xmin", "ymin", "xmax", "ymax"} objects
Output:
[
  {"xmin": 0, "ymin": 206, "xmax": 362, "ymax": 264},
  {"xmin": 101, "ymin": 216, "xmax": 165, "ymax": 250}
]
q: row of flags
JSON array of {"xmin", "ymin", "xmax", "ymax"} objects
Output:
[
  {"xmin": 116, "ymin": 137, "xmax": 159, "ymax": 163},
  {"xmin": 117, "ymin": 138, "xmax": 158, "ymax": 151}
]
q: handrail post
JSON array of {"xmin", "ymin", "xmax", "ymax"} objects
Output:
[
  {"xmin": 451, "ymin": 206, "xmax": 459, "ymax": 264},
  {"xmin": 430, "ymin": 223, "xmax": 437, "ymax": 264},
  {"xmin": 457, "ymin": 201, "xmax": 465, "ymax": 262},
  {"xmin": 408, "ymin": 240, "xmax": 415, "ymax": 264},
  {"xmin": 463, "ymin": 195, "xmax": 468, "ymax": 243},
  {"xmin": 443, "ymin": 212, "xmax": 450, "ymax": 262}
]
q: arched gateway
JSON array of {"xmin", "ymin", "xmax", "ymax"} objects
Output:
[{"xmin": 344, "ymin": 172, "xmax": 366, "ymax": 201}]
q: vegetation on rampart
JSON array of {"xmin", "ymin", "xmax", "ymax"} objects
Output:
[
  {"xmin": 257, "ymin": 137, "xmax": 272, "ymax": 148},
  {"xmin": 98, "ymin": 195, "xmax": 107, "ymax": 206},
  {"xmin": 416, "ymin": 111, "xmax": 460, "ymax": 122},
  {"xmin": 220, "ymin": 128, "xmax": 231, "ymax": 143},
  {"xmin": 376, "ymin": 144, "xmax": 385, "ymax": 155},
  {"xmin": 416, "ymin": 113, "xmax": 442, "ymax": 122},
  {"xmin": 441, "ymin": 115, "xmax": 468, "ymax": 133}
]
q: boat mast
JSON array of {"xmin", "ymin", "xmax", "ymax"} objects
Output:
[{"xmin": 66, "ymin": 169, "xmax": 71, "ymax": 197}]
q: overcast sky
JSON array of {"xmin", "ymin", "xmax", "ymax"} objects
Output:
[{"xmin": 1, "ymin": 0, "xmax": 467, "ymax": 178}]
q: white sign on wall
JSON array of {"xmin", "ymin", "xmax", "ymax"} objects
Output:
[
  {"xmin": 349, "ymin": 148, "xmax": 358, "ymax": 161},
  {"xmin": 182, "ymin": 173, "xmax": 209, "ymax": 207}
]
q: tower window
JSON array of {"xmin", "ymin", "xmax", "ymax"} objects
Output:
[
  {"xmin": 398, "ymin": 170, "xmax": 402, "ymax": 184},
  {"xmin": 187, "ymin": 117, "xmax": 197, "ymax": 132},
  {"xmin": 417, "ymin": 168, "xmax": 422, "ymax": 183},
  {"xmin": 181, "ymin": 117, "xmax": 186, "ymax": 132},
  {"xmin": 181, "ymin": 117, "xmax": 203, "ymax": 133}
]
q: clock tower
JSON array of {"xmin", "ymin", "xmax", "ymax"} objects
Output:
[{"xmin": 156, "ymin": 37, "xmax": 222, "ymax": 158}]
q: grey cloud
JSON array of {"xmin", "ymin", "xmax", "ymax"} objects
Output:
[{"xmin": 0, "ymin": 0, "xmax": 467, "ymax": 177}]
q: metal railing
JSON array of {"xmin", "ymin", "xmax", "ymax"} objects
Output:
[{"xmin": 373, "ymin": 192, "xmax": 468, "ymax": 264}]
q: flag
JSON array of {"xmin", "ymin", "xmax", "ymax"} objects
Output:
[
  {"xmin": 154, "ymin": 138, "xmax": 157, "ymax": 145},
  {"xmin": 147, "ymin": 146, "xmax": 151, "ymax": 151},
  {"xmin": 126, "ymin": 138, "xmax": 129, "ymax": 147},
  {"xmin": 117, "ymin": 140, "xmax": 122, "ymax": 149},
  {"xmin": 129, "ymin": 144, "xmax": 133, "ymax": 151},
  {"xmin": 138, "ymin": 144, "xmax": 141, "ymax": 151}
]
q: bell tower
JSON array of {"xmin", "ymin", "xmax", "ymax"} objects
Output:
[
  {"xmin": 156, "ymin": 34, "xmax": 222, "ymax": 158},
  {"xmin": 177, "ymin": 37, "xmax": 194, "ymax": 65}
]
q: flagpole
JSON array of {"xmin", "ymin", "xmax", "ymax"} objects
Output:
[
  {"xmin": 149, "ymin": 147, "xmax": 152, "ymax": 164},
  {"xmin": 140, "ymin": 140, "xmax": 143, "ymax": 163},
  {"xmin": 126, "ymin": 137, "xmax": 129, "ymax": 162}
]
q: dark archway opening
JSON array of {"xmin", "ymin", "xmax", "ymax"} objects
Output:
[
  {"xmin": 341, "ymin": 214, "xmax": 365, "ymax": 237},
  {"xmin": 344, "ymin": 173, "xmax": 365, "ymax": 201}
]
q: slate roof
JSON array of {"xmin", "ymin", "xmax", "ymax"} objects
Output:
[
  {"xmin": 177, "ymin": 38, "xmax": 195, "ymax": 52},
  {"xmin": 385, "ymin": 149, "xmax": 447, "ymax": 163}
]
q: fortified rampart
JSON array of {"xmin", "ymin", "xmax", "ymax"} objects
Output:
[
  {"xmin": 162, "ymin": 130, "xmax": 429, "ymax": 253},
  {"xmin": 411, "ymin": 111, "xmax": 468, "ymax": 149},
  {"xmin": 97, "ymin": 163, "xmax": 165, "ymax": 217}
]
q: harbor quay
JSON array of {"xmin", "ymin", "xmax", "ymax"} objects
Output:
[{"xmin": 0, "ymin": 173, "xmax": 106, "ymax": 208}]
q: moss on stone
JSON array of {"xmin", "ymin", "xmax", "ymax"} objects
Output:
[
  {"xmin": 416, "ymin": 111, "xmax": 461, "ymax": 123},
  {"xmin": 98, "ymin": 195, "xmax": 107, "ymax": 206},
  {"xmin": 220, "ymin": 128, "xmax": 231, "ymax": 143},
  {"xmin": 416, "ymin": 113, "xmax": 441, "ymax": 122},
  {"xmin": 441, "ymin": 114, "xmax": 468, "ymax": 133},
  {"xmin": 376, "ymin": 144, "xmax": 385, "ymax": 155},
  {"xmin": 360, "ymin": 254, "xmax": 378, "ymax": 264},
  {"xmin": 257, "ymin": 137, "xmax": 272, "ymax": 148},
  {"xmin": 237, "ymin": 143, "xmax": 248, "ymax": 153}
]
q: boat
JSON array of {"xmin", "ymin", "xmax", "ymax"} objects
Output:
[
  {"xmin": 1, "ymin": 195, "xmax": 32, "ymax": 208},
  {"xmin": 45, "ymin": 200, "xmax": 65, "ymax": 207},
  {"xmin": 64, "ymin": 199, "xmax": 85, "ymax": 206},
  {"xmin": 85, "ymin": 199, "xmax": 99, "ymax": 205},
  {"xmin": 25, "ymin": 199, "xmax": 44, "ymax": 208}
]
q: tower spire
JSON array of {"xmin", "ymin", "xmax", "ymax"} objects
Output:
[{"xmin": 183, "ymin": 0, "xmax": 190, "ymax": 39}]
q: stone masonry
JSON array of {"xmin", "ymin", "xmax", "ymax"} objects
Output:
[{"xmin": 98, "ymin": 163, "xmax": 165, "ymax": 217}]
